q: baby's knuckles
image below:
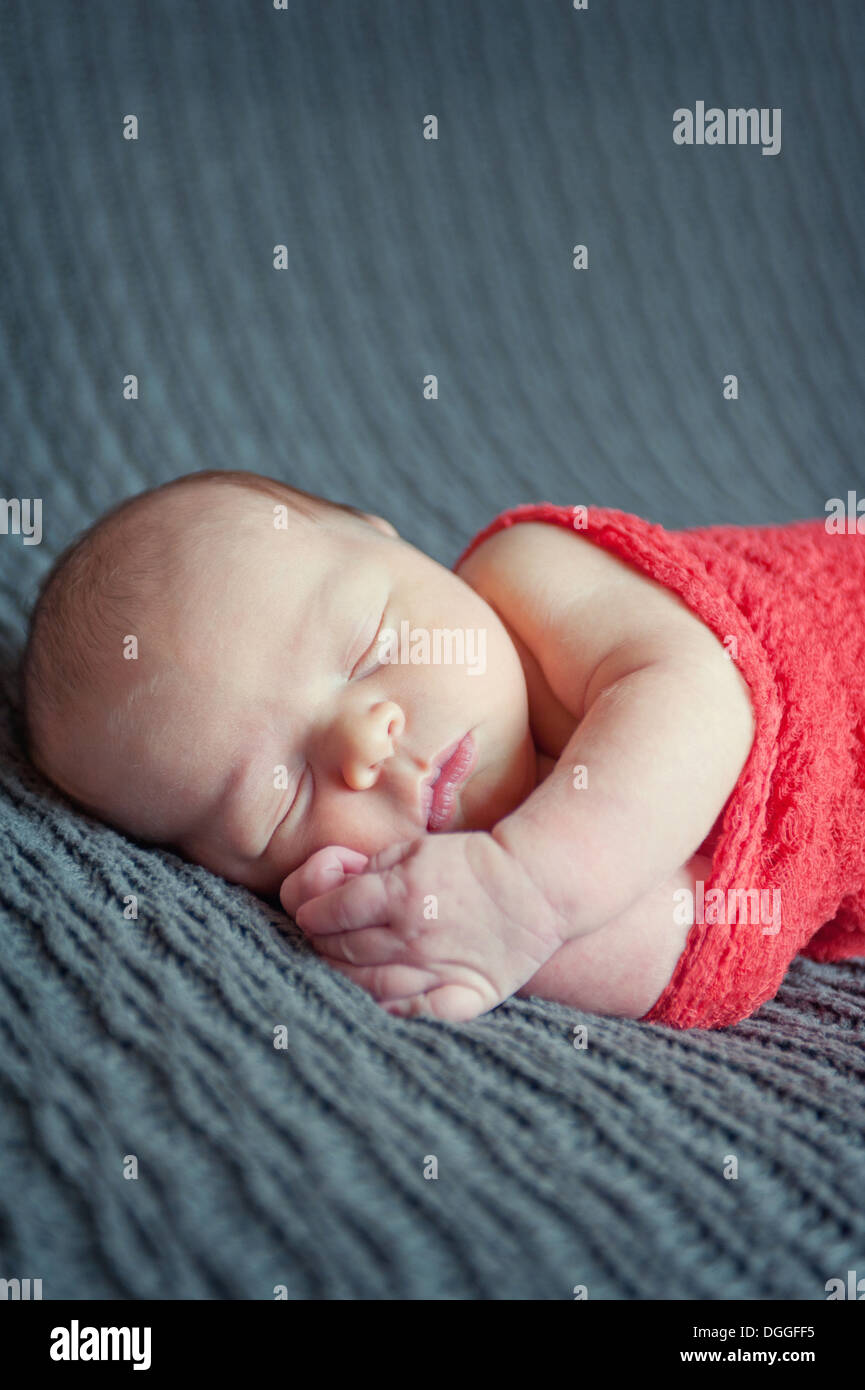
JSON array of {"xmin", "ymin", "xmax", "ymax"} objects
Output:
[{"xmin": 374, "ymin": 833, "xmax": 471, "ymax": 944}]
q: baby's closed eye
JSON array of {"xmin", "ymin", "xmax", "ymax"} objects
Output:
[{"xmin": 351, "ymin": 611, "xmax": 387, "ymax": 678}]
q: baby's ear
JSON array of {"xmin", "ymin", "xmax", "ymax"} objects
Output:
[{"xmin": 357, "ymin": 510, "xmax": 398, "ymax": 538}]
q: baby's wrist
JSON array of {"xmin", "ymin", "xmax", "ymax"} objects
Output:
[{"xmin": 490, "ymin": 811, "xmax": 607, "ymax": 943}]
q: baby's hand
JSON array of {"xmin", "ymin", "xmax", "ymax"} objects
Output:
[{"xmin": 278, "ymin": 833, "xmax": 565, "ymax": 1022}]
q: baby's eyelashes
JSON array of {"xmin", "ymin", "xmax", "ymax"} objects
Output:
[
  {"xmin": 267, "ymin": 765, "xmax": 310, "ymax": 849},
  {"xmin": 350, "ymin": 612, "xmax": 387, "ymax": 679}
]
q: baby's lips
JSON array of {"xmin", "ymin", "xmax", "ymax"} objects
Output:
[{"xmin": 279, "ymin": 844, "xmax": 370, "ymax": 917}]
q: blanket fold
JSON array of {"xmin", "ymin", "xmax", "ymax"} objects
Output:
[{"xmin": 456, "ymin": 502, "xmax": 865, "ymax": 1029}]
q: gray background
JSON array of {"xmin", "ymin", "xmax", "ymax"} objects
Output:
[{"xmin": 0, "ymin": 0, "xmax": 863, "ymax": 1300}]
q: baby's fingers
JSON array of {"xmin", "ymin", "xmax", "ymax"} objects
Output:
[
  {"xmin": 311, "ymin": 923, "xmax": 409, "ymax": 967},
  {"xmin": 295, "ymin": 870, "xmax": 390, "ymax": 936},
  {"xmin": 313, "ymin": 950, "xmax": 491, "ymax": 1020},
  {"xmin": 320, "ymin": 958, "xmax": 441, "ymax": 1001},
  {"xmin": 279, "ymin": 845, "xmax": 369, "ymax": 919},
  {"xmin": 383, "ymin": 985, "xmax": 488, "ymax": 1023}
]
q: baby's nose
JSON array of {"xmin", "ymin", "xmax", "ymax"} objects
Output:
[
  {"xmin": 382, "ymin": 704, "xmax": 405, "ymax": 742},
  {"xmin": 342, "ymin": 703, "xmax": 404, "ymax": 791}
]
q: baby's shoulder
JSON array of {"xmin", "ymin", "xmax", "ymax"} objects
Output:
[
  {"xmin": 457, "ymin": 516, "xmax": 744, "ymax": 697},
  {"xmin": 458, "ymin": 516, "xmax": 754, "ymax": 753},
  {"xmin": 459, "ymin": 518, "xmax": 590, "ymax": 580},
  {"xmin": 456, "ymin": 518, "xmax": 671, "ymax": 618}
]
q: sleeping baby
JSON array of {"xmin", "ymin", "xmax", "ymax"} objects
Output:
[{"xmin": 20, "ymin": 470, "xmax": 865, "ymax": 1028}]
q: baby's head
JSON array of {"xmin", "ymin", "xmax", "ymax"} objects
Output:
[{"xmin": 21, "ymin": 471, "xmax": 535, "ymax": 898}]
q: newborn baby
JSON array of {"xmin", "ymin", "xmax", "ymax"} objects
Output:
[{"xmin": 21, "ymin": 470, "xmax": 865, "ymax": 1028}]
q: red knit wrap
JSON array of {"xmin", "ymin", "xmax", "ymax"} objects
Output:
[{"xmin": 455, "ymin": 502, "xmax": 865, "ymax": 1029}]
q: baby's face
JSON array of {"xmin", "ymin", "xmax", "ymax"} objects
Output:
[{"xmin": 68, "ymin": 495, "xmax": 536, "ymax": 898}]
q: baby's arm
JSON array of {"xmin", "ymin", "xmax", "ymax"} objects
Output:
[
  {"xmin": 494, "ymin": 637, "xmax": 754, "ymax": 945},
  {"xmin": 477, "ymin": 533, "xmax": 756, "ymax": 948}
]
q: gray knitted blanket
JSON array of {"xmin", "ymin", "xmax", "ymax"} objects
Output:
[{"xmin": 1, "ymin": 0, "xmax": 864, "ymax": 1299}]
